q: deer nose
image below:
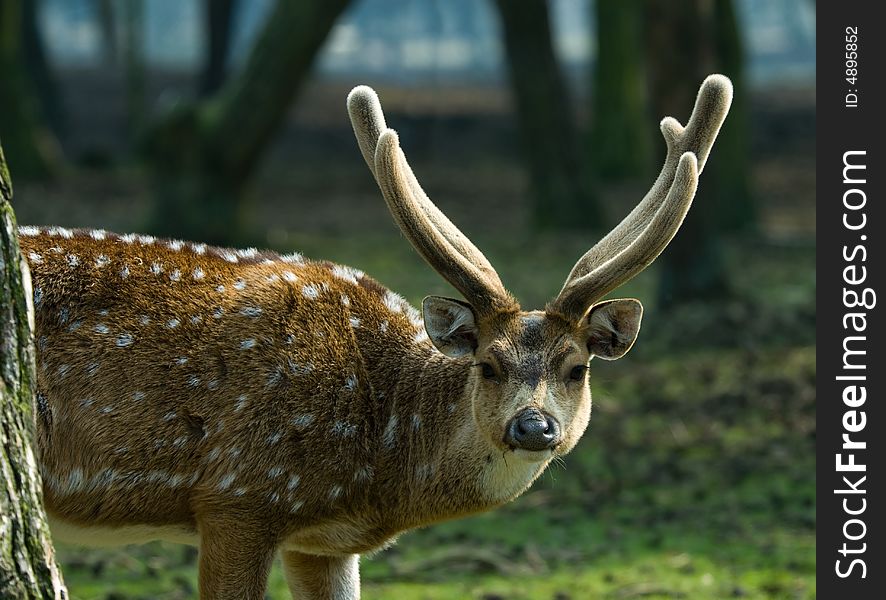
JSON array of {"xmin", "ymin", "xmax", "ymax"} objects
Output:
[{"xmin": 505, "ymin": 408, "xmax": 561, "ymax": 451}]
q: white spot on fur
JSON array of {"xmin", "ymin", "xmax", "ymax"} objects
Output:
[
  {"xmin": 90, "ymin": 229, "xmax": 107, "ymax": 240},
  {"xmin": 332, "ymin": 420, "xmax": 357, "ymax": 437},
  {"xmin": 290, "ymin": 500, "xmax": 304, "ymax": 512},
  {"xmin": 116, "ymin": 333, "xmax": 134, "ymax": 347},
  {"xmin": 227, "ymin": 447, "xmax": 241, "ymax": 459},
  {"xmin": 329, "ymin": 485, "xmax": 343, "ymax": 500},
  {"xmin": 57, "ymin": 364, "xmax": 71, "ymax": 377},
  {"xmin": 412, "ymin": 413, "xmax": 421, "ymax": 431},
  {"xmin": 19, "ymin": 226, "xmax": 40, "ymax": 236},
  {"xmin": 220, "ymin": 250, "xmax": 238, "ymax": 263},
  {"xmin": 192, "ymin": 267, "xmax": 205, "ymax": 280},
  {"xmin": 331, "ymin": 265, "xmax": 363, "ymax": 284},
  {"xmin": 340, "ymin": 294, "xmax": 350, "ymax": 307},
  {"xmin": 66, "ymin": 254, "xmax": 79, "ymax": 267},
  {"xmin": 234, "ymin": 394, "xmax": 247, "ymax": 411},
  {"xmin": 213, "ymin": 307, "xmax": 224, "ymax": 319},
  {"xmin": 172, "ymin": 436, "xmax": 188, "ymax": 447},
  {"xmin": 344, "ymin": 374, "xmax": 358, "ymax": 391},
  {"xmin": 287, "ymin": 475, "xmax": 301, "ymax": 490},
  {"xmin": 120, "ymin": 265, "xmax": 130, "ymax": 278},
  {"xmin": 49, "ymin": 226, "xmax": 74, "ymax": 239},
  {"xmin": 383, "ymin": 291, "xmax": 406, "ymax": 313},
  {"xmin": 240, "ymin": 338, "xmax": 256, "ymax": 350},
  {"xmin": 95, "ymin": 254, "xmax": 110, "ymax": 267},
  {"xmin": 283, "ymin": 271, "xmax": 298, "ymax": 282},
  {"xmin": 234, "ymin": 278, "xmax": 246, "ymax": 290},
  {"xmin": 234, "ymin": 487, "xmax": 247, "ymax": 496},
  {"xmin": 174, "ymin": 356, "xmax": 188, "ymax": 365},
  {"xmin": 240, "ymin": 306, "xmax": 262, "ymax": 317},
  {"xmin": 28, "ymin": 251, "xmax": 43, "ymax": 264},
  {"xmin": 98, "ymin": 309, "xmax": 109, "ymax": 316},
  {"xmin": 167, "ymin": 240, "xmax": 184, "ymax": 251},
  {"xmin": 80, "ymin": 398, "xmax": 94, "ymax": 408},
  {"xmin": 186, "ymin": 375, "xmax": 200, "ymax": 387},
  {"xmin": 383, "ymin": 415, "xmax": 398, "ymax": 448},
  {"xmin": 218, "ymin": 473, "xmax": 236, "ymax": 491},
  {"xmin": 268, "ymin": 492, "xmax": 281, "ymax": 503},
  {"xmin": 94, "ymin": 323, "xmax": 109, "ymax": 334},
  {"xmin": 266, "ymin": 431, "xmax": 282, "ymax": 444},
  {"xmin": 100, "ymin": 405, "xmax": 114, "ymax": 414},
  {"xmin": 216, "ymin": 284, "xmax": 225, "ymax": 293},
  {"xmin": 68, "ymin": 320, "xmax": 83, "ymax": 332},
  {"xmin": 167, "ymin": 318, "xmax": 180, "ymax": 329},
  {"xmin": 354, "ymin": 466, "xmax": 373, "ymax": 482},
  {"xmin": 268, "ymin": 466, "xmax": 284, "ymax": 479},
  {"xmin": 280, "ymin": 252, "xmax": 304, "ymax": 264},
  {"xmin": 86, "ymin": 362, "xmax": 99, "ymax": 376},
  {"xmin": 33, "ymin": 286, "xmax": 43, "ymax": 308},
  {"xmin": 291, "ymin": 414, "xmax": 314, "ymax": 428},
  {"xmin": 266, "ymin": 274, "xmax": 280, "ymax": 283},
  {"xmin": 207, "ymin": 379, "xmax": 219, "ymax": 390},
  {"xmin": 163, "ymin": 411, "xmax": 176, "ymax": 421},
  {"xmin": 237, "ymin": 247, "xmax": 258, "ymax": 259},
  {"xmin": 206, "ymin": 447, "xmax": 221, "ymax": 461},
  {"xmin": 349, "ymin": 316, "xmax": 361, "ymax": 328},
  {"xmin": 169, "ymin": 269, "xmax": 181, "ymax": 282},
  {"xmin": 190, "ymin": 315, "xmax": 202, "ymax": 324},
  {"xmin": 121, "ymin": 233, "xmax": 137, "ymax": 244},
  {"xmin": 413, "ymin": 330, "xmax": 430, "ymax": 344},
  {"xmin": 192, "ymin": 243, "xmax": 206, "ymax": 255},
  {"xmin": 150, "ymin": 262, "xmax": 163, "ymax": 275},
  {"xmin": 137, "ymin": 235, "xmax": 156, "ymax": 245},
  {"xmin": 301, "ymin": 284, "xmax": 320, "ymax": 299}
]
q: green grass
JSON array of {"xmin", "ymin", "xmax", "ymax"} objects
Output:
[{"xmin": 53, "ymin": 234, "xmax": 815, "ymax": 599}]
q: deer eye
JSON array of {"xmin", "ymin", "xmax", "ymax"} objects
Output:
[
  {"xmin": 477, "ymin": 363, "xmax": 497, "ymax": 380},
  {"xmin": 568, "ymin": 365, "xmax": 588, "ymax": 382}
]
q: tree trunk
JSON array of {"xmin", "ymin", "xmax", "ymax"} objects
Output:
[
  {"xmin": 493, "ymin": 0, "xmax": 600, "ymax": 229},
  {"xmin": 709, "ymin": 0, "xmax": 754, "ymax": 232},
  {"xmin": 592, "ymin": 0, "xmax": 651, "ymax": 181},
  {"xmin": 0, "ymin": 0, "xmax": 61, "ymax": 180},
  {"xmin": 200, "ymin": 0, "xmax": 237, "ymax": 97},
  {"xmin": 0, "ymin": 144, "xmax": 67, "ymax": 598},
  {"xmin": 645, "ymin": 0, "xmax": 730, "ymax": 307},
  {"xmin": 145, "ymin": 0, "xmax": 351, "ymax": 245}
]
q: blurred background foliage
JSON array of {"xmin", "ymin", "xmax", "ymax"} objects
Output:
[{"xmin": 1, "ymin": 0, "xmax": 814, "ymax": 598}]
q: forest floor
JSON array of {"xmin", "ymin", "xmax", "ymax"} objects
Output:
[{"xmin": 14, "ymin": 78, "xmax": 815, "ymax": 599}]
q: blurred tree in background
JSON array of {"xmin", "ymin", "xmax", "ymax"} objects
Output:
[
  {"xmin": 0, "ymin": 0, "xmax": 61, "ymax": 180},
  {"xmin": 200, "ymin": 0, "xmax": 237, "ymax": 97},
  {"xmin": 494, "ymin": 0, "xmax": 600, "ymax": 229},
  {"xmin": 143, "ymin": 0, "xmax": 351, "ymax": 244},
  {"xmin": 645, "ymin": 0, "xmax": 752, "ymax": 306},
  {"xmin": 591, "ymin": 0, "xmax": 650, "ymax": 182}
]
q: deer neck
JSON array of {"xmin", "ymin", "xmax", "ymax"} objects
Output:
[{"xmin": 358, "ymin": 337, "xmax": 549, "ymax": 529}]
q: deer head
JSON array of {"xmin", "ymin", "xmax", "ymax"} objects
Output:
[{"xmin": 348, "ymin": 74, "xmax": 732, "ymax": 464}]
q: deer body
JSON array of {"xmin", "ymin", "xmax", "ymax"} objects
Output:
[{"xmin": 18, "ymin": 75, "xmax": 732, "ymax": 598}]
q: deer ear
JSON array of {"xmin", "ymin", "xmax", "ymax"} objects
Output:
[
  {"xmin": 584, "ymin": 299, "xmax": 643, "ymax": 360},
  {"xmin": 422, "ymin": 296, "xmax": 479, "ymax": 358}
]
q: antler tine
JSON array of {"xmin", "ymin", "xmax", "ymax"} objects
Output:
[
  {"xmin": 548, "ymin": 75, "xmax": 732, "ymax": 321},
  {"xmin": 348, "ymin": 86, "xmax": 504, "ymax": 284},
  {"xmin": 347, "ymin": 86, "xmax": 388, "ymax": 178},
  {"xmin": 374, "ymin": 130, "xmax": 517, "ymax": 314}
]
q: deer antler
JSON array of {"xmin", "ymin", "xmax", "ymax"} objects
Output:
[
  {"xmin": 348, "ymin": 86, "xmax": 517, "ymax": 315},
  {"xmin": 547, "ymin": 74, "xmax": 733, "ymax": 321}
]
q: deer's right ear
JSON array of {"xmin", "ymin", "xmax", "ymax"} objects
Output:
[{"xmin": 422, "ymin": 296, "xmax": 479, "ymax": 358}]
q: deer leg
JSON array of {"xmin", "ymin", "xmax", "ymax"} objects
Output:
[
  {"xmin": 281, "ymin": 550, "xmax": 360, "ymax": 599},
  {"xmin": 197, "ymin": 519, "xmax": 277, "ymax": 600}
]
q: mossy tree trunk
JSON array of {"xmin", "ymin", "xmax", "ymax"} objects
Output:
[
  {"xmin": 592, "ymin": 0, "xmax": 651, "ymax": 181},
  {"xmin": 493, "ymin": 0, "xmax": 600, "ymax": 229},
  {"xmin": 0, "ymin": 145, "xmax": 67, "ymax": 597},
  {"xmin": 144, "ymin": 0, "xmax": 351, "ymax": 245},
  {"xmin": 200, "ymin": 0, "xmax": 237, "ymax": 97}
]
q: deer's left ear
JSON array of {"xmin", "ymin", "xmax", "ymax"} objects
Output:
[{"xmin": 583, "ymin": 299, "xmax": 643, "ymax": 360}]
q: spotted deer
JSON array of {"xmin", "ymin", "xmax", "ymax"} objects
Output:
[{"xmin": 17, "ymin": 75, "xmax": 731, "ymax": 599}]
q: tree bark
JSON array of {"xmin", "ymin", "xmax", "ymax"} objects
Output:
[
  {"xmin": 0, "ymin": 144, "xmax": 67, "ymax": 597},
  {"xmin": 592, "ymin": 0, "xmax": 651, "ymax": 181},
  {"xmin": 145, "ymin": 0, "xmax": 351, "ymax": 245},
  {"xmin": 493, "ymin": 0, "xmax": 600, "ymax": 229}
]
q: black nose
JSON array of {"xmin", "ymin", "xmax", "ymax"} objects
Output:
[{"xmin": 504, "ymin": 408, "xmax": 561, "ymax": 451}]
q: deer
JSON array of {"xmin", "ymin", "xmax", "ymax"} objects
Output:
[{"xmin": 16, "ymin": 74, "xmax": 731, "ymax": 599}]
